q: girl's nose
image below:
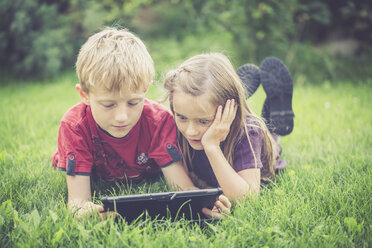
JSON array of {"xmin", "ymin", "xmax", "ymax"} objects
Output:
[{"xmin": 185, "ymin": 122, "xmax": 199, "ymax": 137}]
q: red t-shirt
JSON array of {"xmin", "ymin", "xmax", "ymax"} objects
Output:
[{"xmin": 51, "ymin": 99, "xmax": 182, "ymax": 182}]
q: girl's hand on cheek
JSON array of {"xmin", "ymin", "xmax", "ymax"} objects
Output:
[{"xmin": 201, "ymin": 99, "xmax": 237, "ymax": 148}]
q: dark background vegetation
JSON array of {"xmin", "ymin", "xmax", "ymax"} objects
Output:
[{"xmin": 1, "ymin": 0, "xmax": 372, "ymax": 83}]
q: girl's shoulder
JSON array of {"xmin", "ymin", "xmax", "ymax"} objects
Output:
[
  {"xmin": 233, "ymin": 116, "xmax": 264, "ymax": 147},
  {"xmin": 232, "ymin": 116, "xmax": 265, "ymax": 168},
  {"xmin": 243, "ymin": 116, "xmax": 263, "ymax": 134}
]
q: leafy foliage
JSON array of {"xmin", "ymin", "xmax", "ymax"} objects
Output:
[
  {"xmin": 200, "ymin": 0, "xmax": 299, "ymax": 63},
  {"xmin": 0, "ymin": 0, "xmax": 74, "ymax": 78},
  {"xmin": 1, "ymin": 0, "xmax": 372, "ymax": 79}
]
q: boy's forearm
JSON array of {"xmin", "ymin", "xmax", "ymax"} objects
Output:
[
  {"xmin": 66, "ymin": 175, "xmax": 93, "ymax": 208},
  {"xmin": 66, "ymin": 175, "xmax": 108, "ymax": 219}
]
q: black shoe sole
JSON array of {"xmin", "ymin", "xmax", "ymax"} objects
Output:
[
  {"xmin": 236, "ymin": 64, "xmax": 261, "ymax": 98},
  {"xmin": 260, "ymin": 57, "xmax": 294, "ymax": 136}
]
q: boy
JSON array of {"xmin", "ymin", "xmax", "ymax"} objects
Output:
[{"xmin": 52, "ymin": 27, "xmax": 229, "ymax": 219}]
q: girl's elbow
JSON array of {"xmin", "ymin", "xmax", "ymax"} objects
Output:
[{"xmin": 228, "ymin": 185, "xmax": 260, "ymax": 202}]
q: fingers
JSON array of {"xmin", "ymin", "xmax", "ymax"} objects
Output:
[
  {"xmin": 211, "ymin": 199, "xmax": 230, "ymax": 217},
  {"xmin": 214, "ymin": 105, "xmax": 223, "ymax": 123},
  {"xmin": 201, "ymin": 195, "xmax": 232, "ymax": 220},
  {"xmin": 213, "ymin": 99, "xmax": 237, "ymax": 125},
  {"xmin": 97, "ymin": 204, "xmax": 118, "ymax": 219},
  {"xmin": 202, "ymin": 207, "xmax": 222, "ymax": 219},
  {"xmin": 99, "ymin": 210, "xmax": 118, "ymax": 219},
  {"xmin": 73, "ymin": 202, "xmax": 116, "ymax": 220},
  {"xmin": 216, "ymin": 194, "xmax": 232, "ymax": 213},
  {"xmin": 72, "ymin": 202, "xmax": 96, "ymax": 220},
  {"xmin": 96, "ymin": 204, "xmax": 104, "ymax": 212},
  {"xmin": 222, "ymin": 99, "xmax": 237, "ymax": 125},
  {"xmin": 202, "ymin": 99, "xmax": 237, "ymax": 146}
]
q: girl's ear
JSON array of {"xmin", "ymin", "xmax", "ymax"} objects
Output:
[{"xmin": 76, "ymin": 84, "xmax": 90, "ymax": 105}]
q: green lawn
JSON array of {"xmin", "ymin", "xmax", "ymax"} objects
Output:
[{"xmin": 0, "ymin": 72, "xmax": 371, "ymax": 247}]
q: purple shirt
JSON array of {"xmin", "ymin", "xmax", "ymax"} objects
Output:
[{"xmin": 190, "ymin": 121, "xmax": 285, "ymax": 187}]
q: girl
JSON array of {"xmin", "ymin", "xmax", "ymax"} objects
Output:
[{"xmin": 163, "ymin": 53, "xmax": 293, "ymax": 201}]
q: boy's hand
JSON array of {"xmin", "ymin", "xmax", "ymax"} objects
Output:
[
  {"xmin": 202, "ymin": 194, "xmax": 231, "ymax": 219},
  {"xmin": 66, "ymin": 175, "xmax": 116, "ymax": 220},
  {"xmin": 70, "ymin": 201, "xmax": 117, "ymax": 220},
  {"xmin": 201, "ymin": 99, "xmax": 237, "ymax": 148}
]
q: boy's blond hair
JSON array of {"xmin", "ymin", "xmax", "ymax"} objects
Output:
[{"xmin": 76, "ymin": 27, "xmax": 154, "ymax": 94}]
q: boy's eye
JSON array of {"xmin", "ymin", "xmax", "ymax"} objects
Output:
[
  {"xmin": 199, "ymin": 119, "xmax": 210, "ymax": 125},
  {"xmin": 128, "ymin": 101, "xmax": 139, "ymax": 106},
  {"xmin": 103, "ymin": 103, "xmax": 115, "ymax": 108}
]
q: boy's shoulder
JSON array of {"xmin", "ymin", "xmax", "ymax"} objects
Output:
[
  {"xmin": 60, "ymin": 102, "xmax": 89, "ymax": 128},
  {"xmin": 142, "ymin": 98, "xmax": 173, "ymax": 124}
]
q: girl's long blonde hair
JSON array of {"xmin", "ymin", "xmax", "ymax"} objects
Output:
[{"xmin": 163, "ymin": 53, "xmax": 277, "ymax": 182}]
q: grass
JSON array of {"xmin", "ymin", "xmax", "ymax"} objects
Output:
[{"xmin": 0, "ymin": 69, "xmax": 371, "ymax": 247}]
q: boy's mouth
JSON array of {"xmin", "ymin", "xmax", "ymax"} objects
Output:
[{"xmin": 113, "ymin": 125, "xmax": 128, "ymax": 130}]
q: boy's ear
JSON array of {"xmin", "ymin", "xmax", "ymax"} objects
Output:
[{"xmin": 76, "ymin": 84, "xmax": 90, "ymax": 105}]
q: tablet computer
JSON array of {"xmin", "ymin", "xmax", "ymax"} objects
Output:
[{"xmin": 102, "ymin": 188, "xmax": 223, "ymax": 223}]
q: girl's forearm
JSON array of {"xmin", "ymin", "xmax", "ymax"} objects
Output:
[{"xmin": 203, "ymin": 145, "xmax": 256, "ymax": 201}]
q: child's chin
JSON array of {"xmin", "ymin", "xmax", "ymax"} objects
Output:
[
  {"xmin": 109, "ymin": 130, "xmax": 130, "ymax": 138},
  {"xmin": 189, "ymin": 143, "xmax": 204, "ymax": 151}
]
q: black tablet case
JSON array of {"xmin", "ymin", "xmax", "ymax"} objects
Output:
[{"xmin": 102, "ymin": 188, "xmax": 222, "ymax": 223}]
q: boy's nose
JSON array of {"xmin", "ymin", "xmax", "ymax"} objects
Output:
[{"xmin": 115, "ymin": 106, "xmax": 128, "ymax": 122}]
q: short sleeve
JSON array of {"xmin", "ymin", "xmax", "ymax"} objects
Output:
[
  {"xmin": 233, "ymin": 126, "xmax": 264, "ymax": 172},
  {"xmin": 56, "ymin": 121, "xmax": 93, "ymax": 176},
  {"xmin": 148, "ymin": 113, "xmax": 182, "ymax": 167}
]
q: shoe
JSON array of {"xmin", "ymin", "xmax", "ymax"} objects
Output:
[
  {"xmin": 260, "ymin": 57, "xmax": 294, "ymax": 136},
  {"xmin": 261, "ymin": 98, "xmax": 273, "ymax": 132},
  {"xmin": 236, "ymin": 64, "xmax": 261, "ymax": 98}
]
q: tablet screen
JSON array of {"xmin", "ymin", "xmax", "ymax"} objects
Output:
[{"xmin": 102, "ymin": 188, "xmax": 223, "ymax": 223}]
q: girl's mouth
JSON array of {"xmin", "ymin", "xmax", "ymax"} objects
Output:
[{"xmin": 189, "ymin": 139, "xmax": 201, "ymax": 144}]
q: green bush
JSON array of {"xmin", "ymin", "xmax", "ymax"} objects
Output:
[
  {"xmin": 0, "ymin": 0, "xmax": 113, "ymax": 79},
  {"xmin": 0, "ymin": 0, "xmax": 75, "ymax": 78},
  {"xmin": 1, "ymin": 0, "xmax": 372, "ymax": 81}
]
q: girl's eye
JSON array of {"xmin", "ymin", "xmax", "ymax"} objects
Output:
[
  {"xmin": 199, "ymin": 119, "xmax": 210, "ymax": 125},
  {"xmin": 176, "ymin": 114, "xmax": 187, "ymax": 121}
]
